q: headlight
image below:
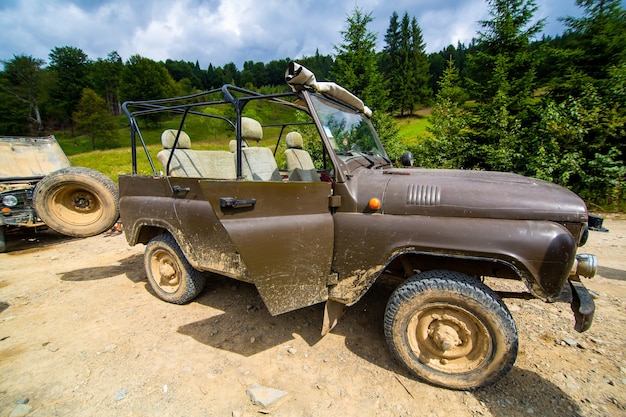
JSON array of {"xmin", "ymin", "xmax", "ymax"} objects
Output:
[{"xmin": 2, "ymin": 195, "xmax": 19, "ymax": 207}]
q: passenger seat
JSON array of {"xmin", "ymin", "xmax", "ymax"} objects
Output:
[
  {"xmin": 233, "ymin": 117, "xmax": 282, "ymax": 181},
  {"xmin": 157, "ymin": 130, "xmax": 205, "ymax": 177}
]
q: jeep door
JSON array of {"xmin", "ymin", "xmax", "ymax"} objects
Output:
[{"xmin": 198, "ymin": 180, "xmax": 334, "ymax": 315}]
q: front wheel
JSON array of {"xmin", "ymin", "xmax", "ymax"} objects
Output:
[
  {"xmin": 384, "ymin": 270, "xmax": 518, "ymax": 390},
  {"xmin": 0, "ymin": 225, "xmax": 6, "ymax": 253},
  {"xmin": 144, "ymin": 233, "xmax": 206, "ymax": 304}
]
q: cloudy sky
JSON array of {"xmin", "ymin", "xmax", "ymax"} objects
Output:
[{"xmin": 0, "ymin": 0, "xmax": 590, "ymax": 69}]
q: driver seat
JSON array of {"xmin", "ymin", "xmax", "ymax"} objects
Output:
[{"xmin": 284, "ymin": 132, "xmax": 319, "ymax": 182}]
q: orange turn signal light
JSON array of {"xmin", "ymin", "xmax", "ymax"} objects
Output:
[
  {"xmin": 368, "ymin": 198, "xmax": 381, "ymax": 211},
  {"xmin": 1, "ymin": 207, "xmax": 11, "ymax": 215}
]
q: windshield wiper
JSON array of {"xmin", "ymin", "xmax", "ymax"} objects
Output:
[
  {"xmin": 349, "ymin": 151, "xmax": 376, "ymax": 168},
  {"xmin": 336, "ymin": 150, "xmax": 378, "ymax": 168}
]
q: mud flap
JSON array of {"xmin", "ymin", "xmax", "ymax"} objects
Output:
[
  {"xmin": 321, "ymin": 299, "xmax": 346, "ymax": 336},
  {"xmin": 569, "ymin": 276, "xmax": 595, "ymax": 333}
]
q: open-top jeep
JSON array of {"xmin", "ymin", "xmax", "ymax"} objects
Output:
[{"xmin": 119, "ymin": 63, "xmax": 597, "ymax": 389}]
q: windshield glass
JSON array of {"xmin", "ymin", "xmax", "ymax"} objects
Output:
[{"xmin": 308, "ymin": 94, "xmax": 388, "ymax": 165}]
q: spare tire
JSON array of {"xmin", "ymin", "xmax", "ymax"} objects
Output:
[{"xmin": 33, "ymin": 167, "xmax": 119, "ymax": 237}]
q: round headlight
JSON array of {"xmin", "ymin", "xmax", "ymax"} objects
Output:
[{"xmin": 2, "ymin": 195, "xmax": 19, "ymax": 207}]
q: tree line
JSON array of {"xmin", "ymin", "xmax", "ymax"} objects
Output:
[{"xmin": 0, "ymin": 0, "xmax": 624, "ymax": 207}]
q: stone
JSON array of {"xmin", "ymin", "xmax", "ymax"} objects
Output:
[
  {"xmin": 9, "ymin": 404, "xmax": 32, "ymax": 417},
  {"xmin": 246, "ymin": 383, "xmax": 288, "ymax": 407},
  {"xmin": 114, "ymin": 389, "xmax": 127, "ymax": 401},
  {"xmin": 563, "ymin": 338, "xmax": 578, "ymax": 347}
]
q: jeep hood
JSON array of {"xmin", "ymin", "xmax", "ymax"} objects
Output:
[
  {"xmin": 379, "ymin": 168, "xmax": 588, "ymax": 222},
  {"xmin": 0, "ymin": 136, "xmax": 70, "ymax": 182}
]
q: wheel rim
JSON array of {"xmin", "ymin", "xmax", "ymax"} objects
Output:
[
  {"xmin": 149, "ymin": 249, "xmax": 181, "ymax": 293},
  {"xmin": 47, "ymin": 183, "xmax": 103, "ymax": 226},
  {"xmin": 406, "ymin": 304, "xmax": 492, "ymax": 374}
]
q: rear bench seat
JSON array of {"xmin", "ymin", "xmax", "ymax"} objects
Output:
[{"xmin": 157, "ymin": 130, "xmax": 236, "ymax": 179}]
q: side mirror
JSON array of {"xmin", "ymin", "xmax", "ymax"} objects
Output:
[{"xmin": 400, "ymin": 151, "xmax": 414, "ymax": 167}]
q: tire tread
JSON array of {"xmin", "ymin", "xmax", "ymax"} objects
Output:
[{"xmin": 384, "ymin": 270, "xmax": 518, "ymax": 390}]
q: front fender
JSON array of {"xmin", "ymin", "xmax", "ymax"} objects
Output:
[{"xmin": 329, "ymin": 213, "xmax": 577, "ymax": 305}]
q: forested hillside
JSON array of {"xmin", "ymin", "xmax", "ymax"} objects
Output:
[{"xmin": 1, "ymin": 0, "xmax": 624, "ymax": 208}]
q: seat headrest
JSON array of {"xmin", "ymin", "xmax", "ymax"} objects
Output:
[
  {"xmin": 229, "ymin": 139, "xmax": 248, "ymax": 153},
  {"xmin": 286, "ymin": 132, "xmax": 303, "ymax": 149},
  {"xmin": 241, "ymin": 117, "xmax": 263, "ymax": 142},
  {"xmin": 161, "ymin": 129, "xmax": 191, "ymax": 149}
]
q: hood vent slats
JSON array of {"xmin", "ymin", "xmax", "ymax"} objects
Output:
[{"xmin": 407, "ymin": 184, "xmax": 441, "ymax": 206}]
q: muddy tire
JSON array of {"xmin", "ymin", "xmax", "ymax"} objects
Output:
[
  {"xmin": 33, "ymin": 167, "xmax": 119, "ymax": 237},
  {"xmin": 144, "ymin": 233, "xmax": 206, "ymax": 304},
  {"xmin": 0, "ymin": 225, "xmax": 6, "ymax": 253},
  {"xmin": 384, "ymin": 270, "xmax": 518, "ymax": 390}
]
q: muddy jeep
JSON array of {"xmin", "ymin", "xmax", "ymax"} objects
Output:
[
  {"xmin": 0, "ymin": 135, "xmax": 119, "ymax": 252},
  {"xmin": 119, "ymin": 63, "xmax": 597, "ymax": 389}
]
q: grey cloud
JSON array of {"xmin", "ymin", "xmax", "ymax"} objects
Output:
[{"xmin": 0, "ymin": 0, "xmax": 586, "ymax": 69}]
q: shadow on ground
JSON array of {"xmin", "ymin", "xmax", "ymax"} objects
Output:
[
  {"xmin": 176, "ymin": 278, "xmax": 581, "ymax": 415},
  {"xmin": 474, "ymin": 368, "xmax": 582, "ymax": 416},
  {"xmin": 598, "ymin": 266, "xmax": 626, "ymax": 281},
  {"xmin": 177, "ymin": 276, "xmax": 325, "ymax": 357},
  {"xmin": 59, "ymin": 253, "xmax": 144, "ymax": 283},
  {"xmin": 3, "ymin": 227, "xmax": 75, "ymax": 254}
]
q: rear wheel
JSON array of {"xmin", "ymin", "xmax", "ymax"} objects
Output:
[
  {"xmin": 384, "ymin": 270, "xmax": 518, "ymax": 390},
  {"xmin": 33, "ymin": 167, "xmax": 119, "ymax": 237},
  {"xmin": 144, "ymin": 233, "xmax": 206, "ymax": 304}
]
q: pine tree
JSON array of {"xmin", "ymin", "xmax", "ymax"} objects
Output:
[
  {"xmin": 408, "ymin": 16, "xmax": 432, "ymax": 112},
  {"xmin": 464, "ymin": 0, "xmax": 545, "ymax": 172},
  {"xmin": 332, "ymin": 7, "xmax": 389, "ymax": 112},
  {"xmin": 562, "ymin": 0, "xmax": 626, "ymax": 82},
  {"xmin": 332, "ymin": 7, "xmax": 403, "ymax": 160},
  {"xmin": 382, "ymin": 12, "xmax": 402, "ymax": 112},
  {"xmin": 382, "ymin": 12, "xmax": 432, "ymax": 115},
  {"xmin": 421, "ymin": 59, "xmax": 470, "ymax": 168}
]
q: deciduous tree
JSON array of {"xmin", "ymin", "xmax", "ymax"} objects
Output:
[
  {"xmin": 48, "ymin": 46, "xmax": 91, "ymax": 132},
  {"xmin": 0, "ymin": 55, "xmax": 46, "ymax": 132},
  {"xmin": 73, "ymin": 88, "xmax": 118, "ymax": 150},
  {"xmin": 120, "ymin": 55, "xmax": 177, "ymax": 102}
]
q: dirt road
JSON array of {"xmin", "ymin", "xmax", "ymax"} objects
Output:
[{"xmin": 1, "ymin": 219, "xmax": 625, "ymax": 416}]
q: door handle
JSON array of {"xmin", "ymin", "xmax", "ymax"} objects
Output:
[
  {"xmin": 220, "ymin": 197, "xmax": 256, "ymax": 209},
  {"xmin": 172, "ymin": 185, "xmax": 190, "ymax": 197}
]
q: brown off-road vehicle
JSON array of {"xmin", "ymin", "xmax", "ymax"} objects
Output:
[
  {"xmin": 0, "ymin": 135, "xmax": 119, "ymax": 252},
  {"xmin": 119, "ymin": 63, "xmax": 597, "ymax": 390}
]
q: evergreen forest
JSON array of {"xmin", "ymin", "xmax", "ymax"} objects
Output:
[{"xmin": 1, "ymin": 0, "xmax": 624, "ymax": 209}]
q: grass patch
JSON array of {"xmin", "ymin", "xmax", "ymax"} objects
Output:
[
  {"xmin": 68, "ymin": 147, "xmax": 157, "ymax": 182},
  {"xmin": 395, "ymin": 113, "xmax": 432, "ymax": 148}
]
